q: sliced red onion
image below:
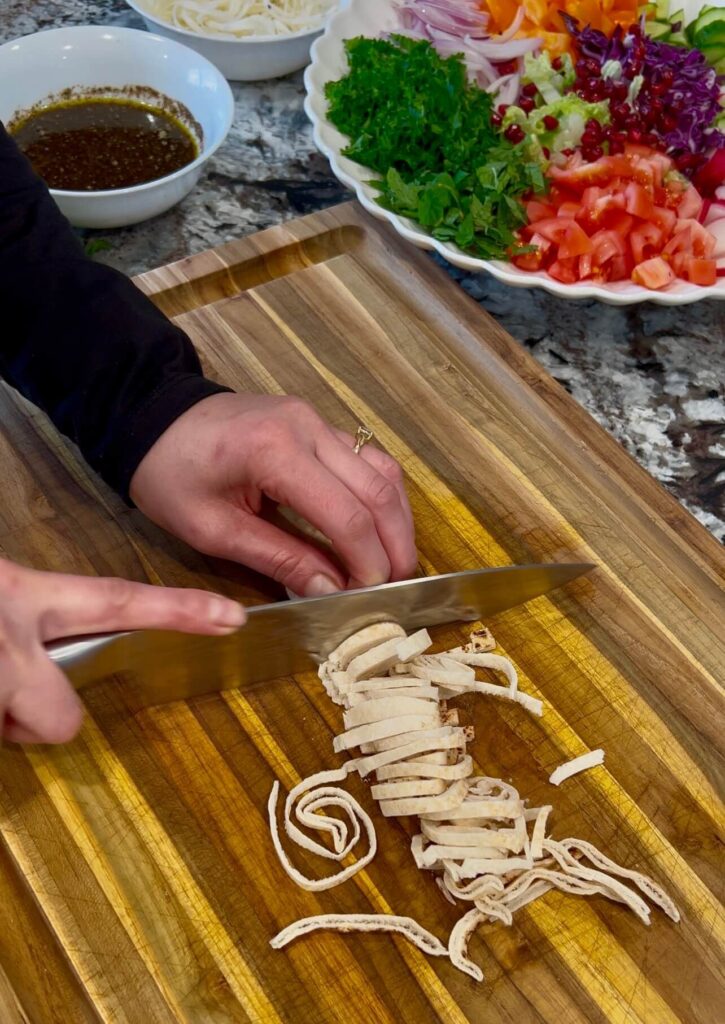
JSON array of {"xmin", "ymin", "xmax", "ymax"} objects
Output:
[
  {"xmin": 400, "ymin": 0, "xmax": 490, "ymax": 38},
  {"xmin": 490, "ymin": 5, "xmax": 525, "ymax": 43},
  {"xmin": 488, "ymin": 73, "xmax": 520, "ymax": 106}
]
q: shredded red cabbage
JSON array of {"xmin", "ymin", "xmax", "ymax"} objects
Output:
[{"xmin": 564, "ymin": 14, "xmax": 725, "ymax": 158}]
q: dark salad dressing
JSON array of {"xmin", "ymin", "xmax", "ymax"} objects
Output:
[{"xmin": 11, "ymin": 98, "xmax": 199, "ymax": 191}]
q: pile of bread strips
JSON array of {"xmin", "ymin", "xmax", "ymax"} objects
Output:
[{"xmin": 268, "ymin": 623, "xmax": 679, "ymax": 981}]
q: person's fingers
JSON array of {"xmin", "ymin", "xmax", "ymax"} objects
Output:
[
  {"xmin": 26, "ymin": 569, "xmax": 246, "ymax": 642},
  {"xmin": 333, "ymin": 429, "xmax": 414, "ymax": 528},
  {"xmin": 261, "ymin": 454, "xmax": 392, "ymax": 588},
  {"xmin": 1, "ymin": 651, "xmax": 83, "ymax": 745},
  {"xmin": 197, "ymin": 507, "xmax": 347, "ymax": 597},
  {"xmin": 319, "ymin": 433, "xmax": 417, "ymax": 581}
]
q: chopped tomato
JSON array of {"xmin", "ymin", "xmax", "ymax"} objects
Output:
[
  {"xmin": 651, "ymin": 206, "xmax": 677, "ymax": 235},
  {"xmin": 548, "ymin": 257, "xmax": 579, "ymax": 284},
  {"xmin": 526, "ymin": 200, "xmax": 556, "ymax": 223},
  {"xmin": 682, "ymin": 258, "xmax": 717, "ymax": 286},
  {"xmin": 515, "ymin": 147, "xmax": 714, "ymax": 291},
  {"xmin": 624, "ymin": 182, "xmax": 655, "ymax": 221},
  {"xmin": 671, "ymin": 219, "xmax": 715, "ymax": 258},
  {"xmin": 630, "ymin": 222, "xmax": 664, "ymax": 265},
  {"xmin": 559, "ymin": 222, "xmax": 593, "ymax": 259},
  {"xmin": 677, "ymin": 185, "xmax": 704, "ymax": 221},
  {"xmin": 631, "ymin": 257, "xmax": 675, "ymax": 290}
]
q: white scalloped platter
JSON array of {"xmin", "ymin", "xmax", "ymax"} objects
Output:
[{"xmin": 304, "ymin": 0, "xmax": 724, "ymax": 305}]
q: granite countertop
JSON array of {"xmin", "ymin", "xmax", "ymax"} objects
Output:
[{"xmin": 3, "ymin": 0, "xmax": 724, "ymax": 541}]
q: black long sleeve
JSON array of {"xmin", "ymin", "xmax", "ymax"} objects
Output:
[{"xmin": 0, "ymin": 121, "xmax": 230, "ymax": 501}]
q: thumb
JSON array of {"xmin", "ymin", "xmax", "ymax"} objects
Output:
[
  {"xmin": 31, "ymin": 570, "xmax": 247, "ymax": 641},
  {"xmin": 204, "ymin": 511, "xmax": 345, "ymax": 598},
  {"xmin": 2, "ymin": 652, "xmax": 84, "ymax": 745}
]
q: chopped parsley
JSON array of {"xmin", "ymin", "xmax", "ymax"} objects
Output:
[{"xmin": 325, "ymin": 36, "xmax": 545, "ymax": 260}]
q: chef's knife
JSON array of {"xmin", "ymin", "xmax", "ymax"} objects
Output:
[{"xmin": 47, "ymin": 563, "xmax": 593, "ymax": 708}]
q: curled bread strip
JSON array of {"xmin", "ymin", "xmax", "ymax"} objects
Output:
[
  {"xmin": 267, "ymin": 766, "xmax": 376, "ymax": 892},
  {"xmin": 448, "ymin": 908, "xmax": 486, "ymax": 982},
  {"xmin": 270, "ymin": 914, "xmax": 448, "ymax": 958},
  {"xmin": 549, "ymin": 749, "xmax": 605, "ymax": 786},
  {"xmin": 328, "ymin": 623, "xmax": 406, "ymax": 671}
]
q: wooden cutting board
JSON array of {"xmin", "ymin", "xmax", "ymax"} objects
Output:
[{"xmin": 0, "ymin": 202, "xmax": 722, "ymax": 1024}]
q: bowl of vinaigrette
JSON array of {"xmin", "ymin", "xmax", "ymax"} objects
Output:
[{"xmin": 0, "ymin": 26, "xmax": 234, "ymax": 228}]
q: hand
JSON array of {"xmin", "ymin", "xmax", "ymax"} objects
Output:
[
  {"xmin": 0, "ymin": 557, "xmax": 245, "ymax": 745},
  {"xmin": 130, "ymin": 394, "xmax": 418, "ymax": 597}
]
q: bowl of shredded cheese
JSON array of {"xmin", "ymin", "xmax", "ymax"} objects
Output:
[{"xmin": 126, "ymin": 0, "xmax": 339, "ymax": 80}]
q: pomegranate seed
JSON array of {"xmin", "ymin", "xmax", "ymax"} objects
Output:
[
  {"xmin": 581, "ymin": 130, "xmax": 599, "ymax": 146},
  {"xmin": 630, "ymin": 129, "xmax": 643, "ymax": 143},
  {"xmin": 626, "ymin": 116, "xmax": 642, "ymax": 132},
  {"xmin": 610, "ymin": 104, "xmax": 629, "ymax": 125},
  {"xmin": 552, "ymin": 56, "xmax": 563, "ymax": 71},
  {"xmin": 522, "ymin": 82, "xmax": 538, "ymax": 98},
  {"xmin": 498, "ymin": 104, "xmax": 509, "ymax": 115},
  {"xmin": 643, "ymin": 132, "xmax": 658, "ymax": 147},
  {"xmin": 504, "ymin": 124, "xmax": 525, "ymax": 144},
  {"xmin": 542, "ymin": 146, "xmax": 551, "ymax": 158},
  {"xmin": 661, "ymin": 69, "xmax": 674, "ymax": 87},
  {"xmin": 609, "ymin": 139, "xmax": 624, "ymax": 154},
  {"xmin": 498, "ymin": 59, "xmax": 518, "ymax": 75},
  {"xmin": 585, "ymin": 118, "xmax": 602, "ymax": 137},
  {"xmin": 612, "ymin": 83, "xmax": 628, "ymax": 102},
  {"xmin": 651, "ymin": 80, "xmax": 668, "ymax": 96},
  {"xmin": 601, "ymin": 124, "xmax": 613, "ymax": 140},
  {"xmin": 542, "ymin": 114, "xmax": 559, "ymax": 131},
  {"xmin": 519, "ymin": 96, "xmax": 535, "ymax": 113},
  {"xmin": 662, "ymin": 114, "xmax": 677, "ymax": 133},
  {"xmin": 575, "ymin": 59, "xmax": 589, "ymax": 77},
  {"xmin": 491, "ymin": 111, "xmax": 503, "ymax": 127},
  {"xmin": 586, "ymin": 144, "xmax": 604, "ymax": 160},
  {"xmin": 562, "ymin": 147, "xmax": 575, "ymax": 156}
]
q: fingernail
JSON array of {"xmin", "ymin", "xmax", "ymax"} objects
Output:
[
  {"xmin": 304, "ymin": 575, "xmax": 340, "ymax": 597},
  {"xmin": 212, "ymin": 600, "xmax": 246, "ymax": 630}
]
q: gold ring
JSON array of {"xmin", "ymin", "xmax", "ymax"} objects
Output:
[{"xmin": 353, "ymin": 426, "xmax": 374, "ymax": 455}]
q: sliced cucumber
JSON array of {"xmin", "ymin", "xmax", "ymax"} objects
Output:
[
  {"xmin": 669, "ymin": 8, "xmax": 684, "ymax": 24},
  {"xmin": 694, "ymin": 24, "xmax": 725, "ymax": 51},
  {"xmin": 647, "ymin": 18, "xmax": 673, "ymax": 38},
  {"xmin": 668, "ymin": 29, "xmax": 689, "ymax": 44},
  {"xmin": 691, "ymin": 7, "xmax": 725, "ymax": 34},
  {"xmin": 655, "ymin": 0, "xmax": 669, "ymax": 18}
]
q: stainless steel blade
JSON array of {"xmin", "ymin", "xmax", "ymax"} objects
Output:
[{"xmin": 47, "ymin": 563, "xmax": 594, "ymax": 708}]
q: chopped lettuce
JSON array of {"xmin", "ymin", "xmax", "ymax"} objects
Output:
[
  {"xmin": 502, "ymin": 94, "xmax": 610, "ymax": 164},
  {"xmin": 521, "ymin": 51, "xmax": 575, "ymax": 103}
]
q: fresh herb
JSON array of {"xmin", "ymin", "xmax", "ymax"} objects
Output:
[
  {"xmin": 84, "ymin": 237, "xmax": 112, "ymax": 258},
  {"xmin": 325, "ymin": 36, "xmax": 546, "ymax": 260}
]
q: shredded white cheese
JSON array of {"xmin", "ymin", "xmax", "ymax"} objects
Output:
[
  {"xmin": 549, "ymin": 749, "xmax": 606, "ymax": 787},
  {"xmin": 139, "ymin": 0, "xmax": 336, "ymax": 39}
]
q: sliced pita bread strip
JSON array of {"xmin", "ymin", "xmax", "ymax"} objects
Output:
[
  {"xmin": 549, "ymin": 749, "xmax": 605, "ymax": 786},
  {"xmin": 555, "ymin": 839, "xmax": 680, "ymax": 922},
  {"xmin": 379, "ymin": 779, "xmax": 468, "ymax": 818},
  {"xmin": 395, "ymin": 629, "xmax": 433, "ymax": 662},
  {"xmin": 448, "ymin": 651, "xmax": 519, "ymax": 697},
  {"xmin": 416, "ymin": 842, "xmax": 513, "ymax": 868},
  {"xmin": 450, "ymin": 856, "xmax": 534, "ymax": 879},
  {"xmin": 409, "ymin": 663, "xmax": 475, "ymax": 687},
  {"xmin": 420, "ymin": 820, "xmax": 525, "ymax": 852},
  {"xmin": 270, "ymin": 914, "xmax": 448, "ymax": 958},
  {"xmin": 474, "ymin": 896, "xmax": 513, "ymax": 926},
  {"xmin": 329, "ymin": 623, "xmax": 405, "ymax": 669},
  {"xmin": 372, "ymin": 779, "xmax": 449, "ymax": 801},
  {"xmin": 529, "ymin": 805, "xmax": 552, "ymax": 860},
  {"xmin": 349, "ymin": 686, "xmax": 440, "ymax": 704},
  {"xmin": 543, "ymin": 840, "xmax": 652, "ymax": 923},
  {"xmin": 376, "ymin": 756, "xmax": 473, "ymax": 782},
  {"xmin": 353, "ymin": 727, "xmax": 468, "ymax": 776},
  {"xmin": 267, "ymin": 768, "xmax": 376, "ymax": 892},
  {"xmin": 346, "ymin": 675, "xmax": 421, "ymax": 692},
  {"xmin": 443, "ymin": 873, "xmax": 505, "ymax": 901},
  {"xmin": 334, "ymin": 713, "xmax": 440, "ymax": 753},
  {"xmin": 422, "ymin": 797, "xmax": 525, "ymax": 822},
  {"xmin": 343, "ymin": 697, "xmax": 439, "ymax": 729},
  {"xmin": 346, "ymin": 636, "xmax": 411, "ymax": 682},
  {"xmin": 448, "ymin": 908, "xmax": 486, "ymax": 982}
]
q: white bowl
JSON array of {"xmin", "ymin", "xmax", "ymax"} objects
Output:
[
  {"xmin": 125, "ymin": 0, "xmax": 325, "ymax": 81},
  {"xmin": 0, "ymin": 26, "xmax": 234, "ymax": 229},
  {"xmin": 304, "ymin": 0, "xmax": 724, "ymax": 306}
]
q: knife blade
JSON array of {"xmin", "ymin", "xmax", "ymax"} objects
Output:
[{"xmin": 47, "ymin": 563, "xmax": 593, "ymax": 708}]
